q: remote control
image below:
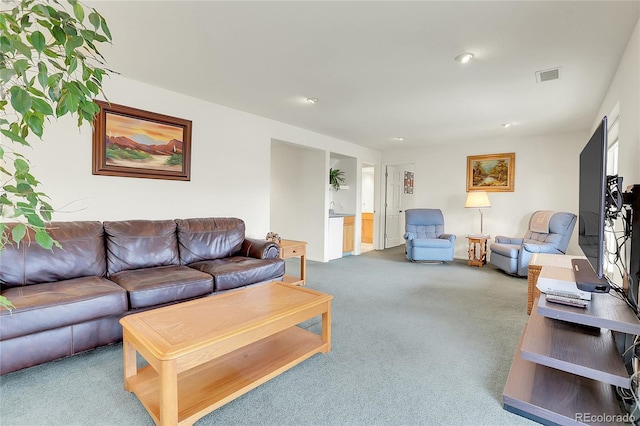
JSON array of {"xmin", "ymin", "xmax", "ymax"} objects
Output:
[{"xmin": 545, "ymin": 294, "xmax": 589, "ymax": 308}]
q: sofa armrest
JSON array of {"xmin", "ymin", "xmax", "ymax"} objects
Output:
[
  {"xmin": 403, "ymin": 232, "xmax": 415, "ymax": 240},
  {"xmin": 439, "ymin": 233, "xmax": 456, "ymax": 243},
  {"xmin": 495, "ymin": 236, "xmax": 523, "ymax": 244},
  {"xmin": 240, "ymin": 238, "xmax": 280, "ymax": 259},
  {"xmin": 522, "ymin": 242, "xmax": 562, "ymax": 254}
]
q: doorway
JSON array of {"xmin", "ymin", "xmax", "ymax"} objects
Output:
[
  {"xmin": 361, "ymin": 164, "xmax": 375, "ymax": 252},
  {"xmin": 384, "ymin": 163, "xmax": 414, "ymax": 248}
]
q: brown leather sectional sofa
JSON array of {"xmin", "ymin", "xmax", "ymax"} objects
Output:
[{"xmin": 0, "ymin": 217, "xmax": 285, "ymax": 375}]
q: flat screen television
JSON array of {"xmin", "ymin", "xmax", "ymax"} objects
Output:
[{"xmin": 577, "ymin": 116, "xmax": 609, "ymax": 286}]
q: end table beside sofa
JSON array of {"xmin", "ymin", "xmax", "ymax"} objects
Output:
[{"xmin": 0, "ymin": 217, "xmax": 284, "ymax": 375}]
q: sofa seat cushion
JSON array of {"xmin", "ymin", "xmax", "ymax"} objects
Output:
[
  {"xmin": 0, "ymin": 277, "xmax": 127, "ymax": 341},
  {"xmin": 490, "ymin": 243, "xmax": 521, "ymax": 259},
  {"xmin": 189, "ymin": 257, "xmax": 285, "ymax": 291},
  {"xmin": 109, "ymin": 265, "xmax": 213, "ymax": 309},
  {"xmin": 411, "ymin": 238, "xmax": 452, "ymax": 249}
]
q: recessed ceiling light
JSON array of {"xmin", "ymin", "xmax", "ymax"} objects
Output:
[
  {"xmin": 306, "ymin": 97, "xmax": 319, "ymax": 104},
  {"xmin": 394, "ymin": 137, "xmax": 404, "ymax": 141},
  {"xmin": 501, "ymin": 123, "xmax": 513, "ymax": 128},
  {"xmin": 454, "ymin": 53, "xmax": 474, "ymax": 64}
]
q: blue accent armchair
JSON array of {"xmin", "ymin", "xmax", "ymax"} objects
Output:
[
  {"xmin": 403, "ymin": 209, "xmax": 456, "ymax": 262},
  {"xmin": 489, "ymin": 211, "xmax": 577, "ymax": 276}
]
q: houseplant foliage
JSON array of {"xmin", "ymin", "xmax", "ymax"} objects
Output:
[
  {"xmin": 0, "ymin": 0, "xmax": 113, "ymax": 310},
  {"xmin": 329, "ymin": 168, "xmax": 345, "ymax": 191}
]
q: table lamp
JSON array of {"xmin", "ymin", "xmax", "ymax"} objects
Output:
[{"xmin": 465, "ymin": 191, "xmax": 491, "ymax": 235}]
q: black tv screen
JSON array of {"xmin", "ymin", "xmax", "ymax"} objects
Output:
[{"xmin": 578, "ymin": 116, "xmax": 608, "ymax": 279}]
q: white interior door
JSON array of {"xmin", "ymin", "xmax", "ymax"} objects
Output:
[{"xmin": 385, "ymin": 165, "xmax": 403, "ymax": 248}]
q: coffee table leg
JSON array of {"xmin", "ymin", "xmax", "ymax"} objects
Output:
[
  {"xmin": 122, "ymin": 331, "xmax": 137, "ymax": 391},
  {"xmin": 322, "ymin": 301, "xmax": 332, "ymax": 353},
  {"xmin": 159, "ymin": 359, "xmax": 178, "ymax": 426}
]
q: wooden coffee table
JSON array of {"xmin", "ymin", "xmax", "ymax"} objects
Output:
[{"xmin": 119, "ymin": 282, "xmax": 332, "ymax": 426}]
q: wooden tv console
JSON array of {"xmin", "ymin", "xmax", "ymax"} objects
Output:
[{"xmin": 503, "ymin": 264, "xmax": 640, "ymax": 425}]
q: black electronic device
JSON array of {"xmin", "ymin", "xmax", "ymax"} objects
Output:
[
  {"xmin": 571, "ymin": 258, "xmax": 610, "ymax": 293},
  {"xmin": 577, "ymin": 116, "xmax": 611, "ymax": 291}
]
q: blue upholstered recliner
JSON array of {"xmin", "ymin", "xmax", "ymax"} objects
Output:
[
  {"xmin": 403, "ymin": 209, "xmax": 456, "ymax": 262},
  {"xmin": 489, "ymin": 211, "xmax": 577, "ymax": 276}
]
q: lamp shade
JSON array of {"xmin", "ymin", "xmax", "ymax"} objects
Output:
[{"xmin": 465, "ymin": 191, "xmax": 491, "ymax": 208}]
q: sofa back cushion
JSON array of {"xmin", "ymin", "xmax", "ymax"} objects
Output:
[
  {"xmin": 0, "ymin": 221, "xmax": 106, "ymax": 287},
  {"xmin": 104, "ymin": 220, "xmax": 180, "ymax": 275},
  {"xmin": 176, "ymin": 218, "xmax": 245, "ymax": 264},
  {"xmin": 405, "ymin": 209, "xmax": 445, "ymax": 239}
]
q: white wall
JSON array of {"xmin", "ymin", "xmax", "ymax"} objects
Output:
[
  {"xmin": 270, "ymin": 141, "xmax": 326, "ymax": 260},
  {"xmin": 382, "ymin": 132, "xmax": 586, "ymax": 259},
  {"xmin": 593, "ymin": 17, "xmax": 640, "ymax": 289},
  {"xmin": 594, "ymin": 17, "xmax": 640, "ymax": 186},
  {"xmin": 20, "ymin": 74, "xmax": 380, "ymax": 244}
]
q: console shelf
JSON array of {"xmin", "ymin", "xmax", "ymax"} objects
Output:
[
  {"xmin": 504, "ymin": 258, "xmax": 639, "ymax": 425},
  {"xmin": 504, "ymin": 327, "xmax": 623, "ymax": 426},
  {"xmin": 521, "ymin": 305, "xmax": 630, "ymax": 389},
  {"xmin": 538, "ymin": 293, "xmax": 640, "ymax": 335}
]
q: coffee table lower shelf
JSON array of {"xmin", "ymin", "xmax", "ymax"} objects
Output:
[{"xmin": 127, "ymin": 326, "xmax": 324, "ymax": 426}]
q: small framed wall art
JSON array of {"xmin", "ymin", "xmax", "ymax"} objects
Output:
[
  {"xmin": 404, "ymin": 171, "xmax": 414, "ymax": 194},
  {"xmin": 92, "ymin": 101, "xmax": 192, "ymax": 181},
  {"xmin": 466, "ymin": 152, "xmax": 515, "ymax": 192}
]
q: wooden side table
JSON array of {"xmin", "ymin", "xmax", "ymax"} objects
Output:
[
  {"xmin": 278, "ymin": 239, "xmax": 307, "ymax": 286},
  {"xmin": 466, "ymin": 235, "xmax": 489, "ymax": 268}
]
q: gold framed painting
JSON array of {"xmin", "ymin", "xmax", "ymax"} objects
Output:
[
  {"xmin": 92, "ymin": 100, "xmax": 192, "ymax": 181},
  {"xmin": 466, "ymin": 152, "xmax": 515, "ymax": 192}
]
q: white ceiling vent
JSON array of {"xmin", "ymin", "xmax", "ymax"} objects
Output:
[{"xmin": 535, "ymin": 67, "xmax": 561, "ymax": 83}]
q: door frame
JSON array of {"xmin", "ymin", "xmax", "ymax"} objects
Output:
[{"xmin": 381, "ymin": 162, "xmax": 415, "ymax": 249}]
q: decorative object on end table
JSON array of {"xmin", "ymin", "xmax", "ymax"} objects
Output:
[
  {"xmin": 330, "ymin": 168, "xmax": 346, "ymax": 191},
  {"xmin": 266, "ymin": 232, "xmax": 281, "ymax": 243},
  {"xmin": 467, "ymin": 152, "xmax": 515, "ymax": 192},
  {"xmin": 92, "ymin": 101, "xmax": 192, "ymax": 181}
]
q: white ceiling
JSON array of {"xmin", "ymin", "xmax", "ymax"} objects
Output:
[{"xmin": 90, "ymin": 1, "xmax": 640, "ymax": 151}]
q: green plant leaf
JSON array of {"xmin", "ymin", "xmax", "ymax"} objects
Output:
[
  {"xmin": 32, "ymin": 4, "xmax": 51, "ymax": 18},
  {"xmin": 0, "ymin": 68, "xmax": 17, "ymax": 84},
  {"xmin": 12, "ymin": 58, "xmax": 30, "ymax": 76},
  {"xmin": 35, "ymin": 230, "xmax": 54, "ymax": 250},
  {"xmin": 1, "ymin": 130, "xmax": 28, "ymax": 147},
  {"xmin": 31, "ymin": 97, "xmax": 53, "ymax": 115},
  {"xmin": 11, "ymin": 223, "xmax": 27, "ymax": 246},
  {"xmin": 10, "ymin": 86, "xmax": 32, "ymax": 115},
  {"xmin": 55, "ymin": 96, "xmax": 69, "ymax": 116},
  {"xmin": 27, "ymin": 213, "xmax": 45, "ymax": 228},
  {"xmin": 88, "ymin": 11, "xmax": 100, "ymax": 29},
  {"xmin": 50, "ymin": 25, "xmax": 66, "ymax": 44},
  {"xmin": 37, "ymin": 61, "xmax": 48, "ymax": 89},
  {"xmin": 99, "ymin": 15, "xmax": 112, "ymax": 39},
  {"xmin": 72, "ymin": 2, "xmax": 85, "ymax": 23},
  {"xmin": 85, "ymin": 79, "xmax": 99, "ymax": 95},
  {"xmin": 27, "ymin": 113, "xmax": 44, "ymax": 137},
  {"xmin": 11, "ymin": 38, "xmax": 32, "ymax": 59},
  {"xmin": 65, "ymin": 35, "xmax": 83, "ymax": 56},
  {"xmin": 28, "ymin": 30, "xmax": 46, "ymax": 53},
  {"xmin": 67, "ymin": 55, "xmax": 78, "ymax": 74},
  {"xmin": 0, "ymin": 35, "xmax": 12, "ymax": 52},
  {"xmin": 14, "ymin": 158, "xmax": 30, "ymax": 174}
]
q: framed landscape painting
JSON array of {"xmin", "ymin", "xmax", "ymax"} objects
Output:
[
  {"xmin": 466, "ymin": 152, "xmax": 515, "ymax": 192},
  {"xmin": 92, "ymin": 101, "xmax": 192, "ymax": 181}
]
